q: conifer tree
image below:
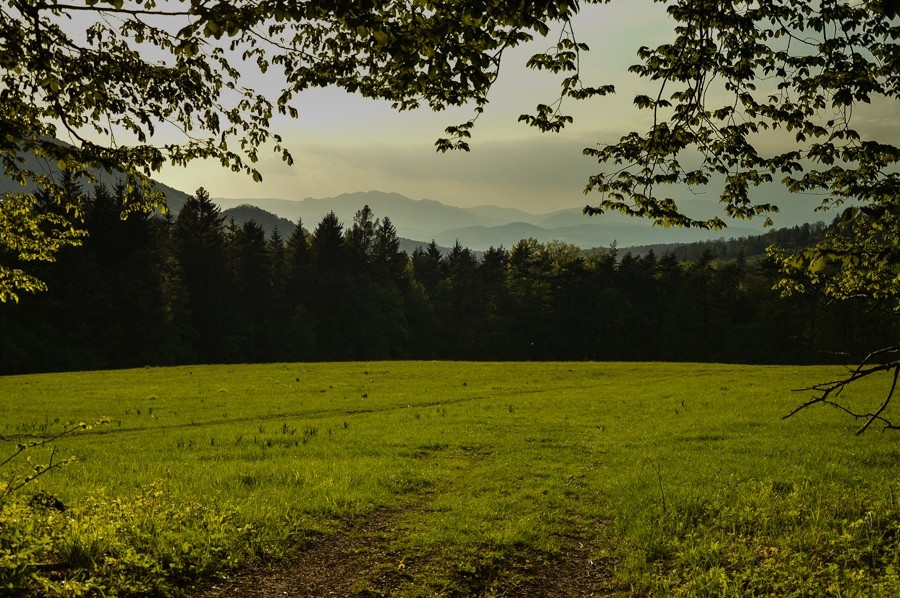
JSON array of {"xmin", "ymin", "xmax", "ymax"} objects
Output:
[
  {"xmin": 173, "ymin": 188, "xmax": 229, "ymax": 361},
  {"xmin": 371, "ymin": 217, "xmax": 408, "ymax": 285},
  {"xmin": 411, "ymin": 241, "xmax": 446, "ymax": 299}
]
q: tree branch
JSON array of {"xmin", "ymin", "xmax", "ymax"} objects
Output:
[
  {"xmin": 784, "ymin": 344, "xmax": 900, "ymax": 434},
  {"xmin": 46, "ymin": 3, "xmax": 194, "ymax": 17}
]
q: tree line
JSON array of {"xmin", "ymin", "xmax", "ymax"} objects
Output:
[
  {"xmin": 1, "ymin": 183, "xmax": 896, "ymax": 375},
  {"xmin": 627, "ymin": 222, "xmax": 830, "ymax": 263}
]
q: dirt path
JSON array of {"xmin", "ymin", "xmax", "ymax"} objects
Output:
[
  {"xmin": 192, "ymin": 507, "xmax": 616, "ymax": 597},
  {"xmin": 194, "ymin": 507, "xmax": 407, "ymax": 597},
  {"xmin": 519, "ymin": 533, "xmax": 617, "ymax": 597}
]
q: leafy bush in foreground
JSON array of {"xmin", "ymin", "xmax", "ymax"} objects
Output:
[{"xmin": 1, "ymin": 483, "xmax": 282, "ymax": 596}]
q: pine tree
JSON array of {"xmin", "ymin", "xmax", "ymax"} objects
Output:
[
  {"xmin": 229, "ymin": 220, "xmax": 271, "ymax": 360},
  {"xmin": 411, "ymin": 240, "xmax": 446, "ymax": 298},
  {"xmin": 309, "ymin": 211, "xmax": 352, "ymax": 359},
  {"xmin": 173, "ymin": 188, "xmax": 230, "ymax": 361},
  {"xmin": 345, "ymin": 204, "xmax": 378, "ymax": 273},
  {"xmin": 371, "ymin": 217, "xmax": 408, "ymax": 284}
]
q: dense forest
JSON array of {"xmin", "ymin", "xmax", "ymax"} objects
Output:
[
  {"xmin": 1, "ymin": 183, "xmax": 896, "ymax": 375},
  {"xmin": 627, "ymin": 222, "xmax": 830, "ymax": 263}
]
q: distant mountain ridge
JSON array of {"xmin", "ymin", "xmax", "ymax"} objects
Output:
[
  {"xmin": 0, "ymin": 142, "xmax": 834, "ymax": 254},
  {"xmin": 0, "ymin": 144, "xmax": 191, "ymax": 210},
  {"xmin": 212, "ymin": 190, "xmax": 765, "ymax": 251},
  {"xmin": 219, "ymin": 203, "xmax": 460, "ymax": 257},
  {"xmin": 0, "ymin": 146, "xmax": 793, "ymax": 252}
]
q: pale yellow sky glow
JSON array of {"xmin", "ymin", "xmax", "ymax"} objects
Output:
[
  {"xmin": 151, "ymin": 1, "xmax": 899, "ymax": 225},
  {"xmin": 155, "ymin": 2, "xmax": 674, "ymax": 214}
]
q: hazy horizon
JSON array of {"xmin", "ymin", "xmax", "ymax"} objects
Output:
[
  {"xmin": 149, "ymin": 0, "xmax": 889, "ymax": 230},
  {"xmin": 205, "ymin": 186, "xmax": 831, "ymax": 232}
]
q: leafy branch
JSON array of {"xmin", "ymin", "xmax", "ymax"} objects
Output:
[
  {"xmin": 0, "ymin": 419, "xmax": 107, "ymax": 503},
  {"xmin": 518, "ymin": 17, "xmax": 614, "ymax": 134}
]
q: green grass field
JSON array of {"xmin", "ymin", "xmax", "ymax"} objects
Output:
[{"xmin": 2, "ymin": 362, "xmax": 900, "ymax": 596}]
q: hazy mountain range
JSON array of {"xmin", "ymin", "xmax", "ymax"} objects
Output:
[
  {"xmin": 217, "ymin": 203, "xmax": 469, "ymax": 258},
  {"xmin": 0, "ymin": 146, "xmax": 193, "ymax": 209},
  {"xmin": 212, "ymin": 190, "xmax": 765, "ymax": 251},
  {"xmin": 0, "ymin": 146, "xmax": 790, "ymax": 252}
]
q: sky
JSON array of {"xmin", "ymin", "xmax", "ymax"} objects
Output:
[
  {"xmin": 151, "ymin": 1, "xmax": 900, "ymax": 227},
  {"xmin": 155, "ymin": 2, "xmax": 683, "ymax": 214}
]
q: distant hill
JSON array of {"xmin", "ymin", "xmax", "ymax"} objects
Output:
[
  {"xmin": 212, "ymin": 190, "xmax": 514, "ymax": 242},
  {"xmin": 435, "ymin": 222, "xmax": 550, "ymax": 250},
  {"xmin": 219, "ymin": 203, "xmax": 460, "ymax": 256},
  {"xmin": 212, "ymin": 190, "xmax": 768, "ymax": 252},
  {"xmin": 152, "ymin": 181, "xmax": 192, "ymax": 212},
  {"xmin": 0, "ymin": 143, "xmax": 191, "ymax": 211},
  {"xmin": 433, "ymin": 219, "xmax": 762, "ymax": 251},
  {"xmin": 465, "ymin": 204, "xmax": 538, "ymax": 223},
  {"xmin": 534, "ymin": 208, "xmax": 594, "ymax": 228},
  {"xmin": 222, "ymin": 205, "xmax": 298, "ymax": 237},
  {"xmin": 623, "ymin": 221, "xmax": 831, "ymax": 262}
]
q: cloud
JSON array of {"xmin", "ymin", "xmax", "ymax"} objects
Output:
[{"xmin": 310, "ymin": 134, "xmax": 596, "ymax": 185}]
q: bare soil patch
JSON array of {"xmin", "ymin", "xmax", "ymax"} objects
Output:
[
  {"xmin": 515, "ymin": 535, "xmax": 618, "ymax": 597},
  {"xmin": 192, "ymin": 508, "xmax": 617, "ymax": 597},
  {"xmin": 192, "ymin": 506, "xmax": 408, "ymax": 597}
]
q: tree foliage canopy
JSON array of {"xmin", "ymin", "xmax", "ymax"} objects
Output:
[
  {"xmin": 0, "ymin": 0, "xmax": 605, "ymax": 300},
  {"xmin": 577, "ymin": 0, "xmax": 900, "ymax": 319},
  {"xmin": 1, "ymin": 0, "xmax": 900, "ymax": 316}
]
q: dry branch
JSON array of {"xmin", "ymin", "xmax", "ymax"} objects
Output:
[{"xmin": 784, "ymin": 345, "xmax": 900, "ymax": 434}]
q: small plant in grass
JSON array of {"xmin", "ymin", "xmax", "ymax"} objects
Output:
[
  {"xmin": 302, "ymin": 425, "xmax": 318, "ymax": 444},
  {"xmin": 617, "ymin": 480, "xmax": 900, "ymax": 596}
]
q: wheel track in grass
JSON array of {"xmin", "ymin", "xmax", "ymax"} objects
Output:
[
  {"xmin": 517, "ymin": 530, "xmax": 619, "ymax": 597},
  {"xmin": 0, "ymin": 388, "xmax": 548, "ymax": 443},
  {"xmin": 190, "ymin": 502, "xmax": 618, "ymax": 598},
  {"xmin": 188, "ymin": 449, "xmax": 617, "ymax": 598},
  {"xmin": 191, "ymin": 502, "xmax": 416, "ymax": 598}
]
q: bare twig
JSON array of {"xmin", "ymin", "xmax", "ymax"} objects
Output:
[
  {"xmin": 1, "ymin": 447, "xmax": 76, "ymax": 499},
  {"xmin": 784, "ymin": 344, "xmax": 900, "ymax": 434},
  {"xmin": 0, "ymin": 419, "xmax": 107, "ymax": 502},
  {"xmin": 0, "ymin": 422, "xmax": 85, "ymax": 470}
]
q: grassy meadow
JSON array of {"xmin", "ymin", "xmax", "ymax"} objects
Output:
[{"xmin": 2, "ymin": 361, "xmax": 900, "ymax": 596}]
